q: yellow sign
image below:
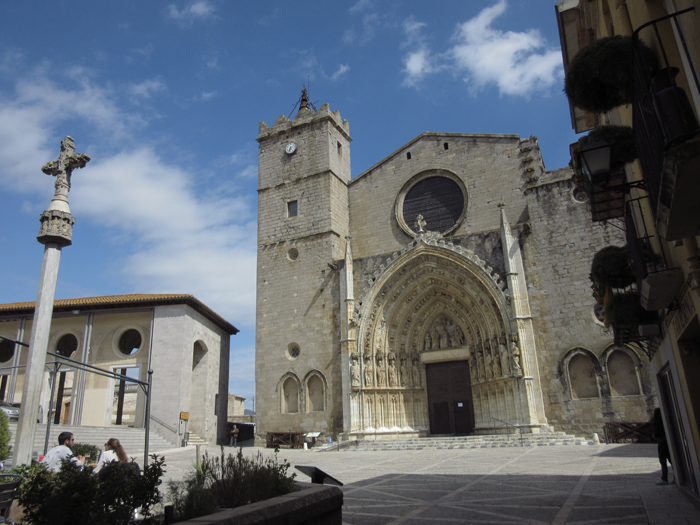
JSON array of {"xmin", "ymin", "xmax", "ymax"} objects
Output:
[{"xmin": 180, "ymin": 412, "xmax": 189, "ymax": 420}]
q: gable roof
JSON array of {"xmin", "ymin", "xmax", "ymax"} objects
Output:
[
  {"xmin": 0, "ymin": 294, "xmax": 239, "ymax": 335},
  {"xmin": 350, "ymin": 132, "xmax": 520, "ymax": 185}
]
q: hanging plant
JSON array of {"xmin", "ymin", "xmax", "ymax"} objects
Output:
[
  {"xmin": 564, "ymin": 36, "xmax": 657, "ymax": 113},
  {"xmin": 580, "ymin": 125, "xmax": 638, "ymax": 167},
  {"xmin": 590, "ymin": 245, "xmax": 637, "ymax": 290},
  {"xmin": 604, "ymin": 291, "xmax": 659, "ymax": 329}
]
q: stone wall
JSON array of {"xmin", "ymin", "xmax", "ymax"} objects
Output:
[{"xmin": 523, "ymin": 176, "xmax": 656, "ymax": 436}]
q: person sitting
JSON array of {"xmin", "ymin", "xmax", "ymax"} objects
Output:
[
  {"xmin": 93, "ymin": 438, "xmax": 129, "ymax": 475},
  {"xmin": 41, "ymin": 432, "xmax": 85, "ymax": 472}
]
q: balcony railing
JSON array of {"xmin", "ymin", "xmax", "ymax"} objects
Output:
[
  {"xmin": 631, "ymin": 8, "xmax": 700, "ymax": 224},
  {"xmin": 626, "ymin": 198, "xmax": 684, "ymax": 311}
]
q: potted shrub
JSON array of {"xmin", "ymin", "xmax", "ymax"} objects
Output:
[
  {"xmin": 580, "ymin": 125, "xmax": 637, "ymax": 167},
  {"xmin": 604, "ymin": 291, "xmax": 659, "ymax": 335},
  {"xmin": 565, "ymin": 36, "xmax": 656, "ymax": 113},
  {"xmin": 590, "ymin": 245, "xmax": 637, "ymax": 291}
]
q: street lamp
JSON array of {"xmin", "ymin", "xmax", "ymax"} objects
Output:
[{"xmin": 578, "ymin": 138, "xmax": 612, "ymax": 184}]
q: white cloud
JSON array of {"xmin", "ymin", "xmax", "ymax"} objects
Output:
[
  {"xmin": 128, "ymin": 78, "xmax": 166, "ymax": 98},
  {"xmin": 0, "ymin": 68, "xmax": 257, "ymax": 328},
  {"xmin": 168, "ymin": 1, "xmax": 216, "ymax": 23},
  {"xmin": 400, "ymin": 1, "xmax": 563, "ymax": 97},
  {"xmin": 400, "ymin": 17, "xmax": 436, "ymax": 87},
  {"xmin": 344, "ymin": 13, "xmax": 381, "ymax": 45},
  {"xmin": 402, "ymin": 49, "xmax": 435, "ymax": 87},
  {"xmin": 196, "ymin": 91, "xmax": 217, "ymax": 101},
  {"xmin": 448, "ymin": 0, "xmax": 562, "ymax": 96},
  {"xmin": 349, "ymin": 0, "xmax": 371, "ymax": 13},
  {"xmin": 329, "ymin": 64, "xmax": 350, "ymax": 81}
]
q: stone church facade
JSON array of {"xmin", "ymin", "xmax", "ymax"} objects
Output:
[{"xmin": 255, "ymin": 102, "xmax": 657, "ymax": 441}]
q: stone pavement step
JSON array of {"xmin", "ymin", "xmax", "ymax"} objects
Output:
[
  {"xmin": 7, "ymin": 422, "xmax": 176, "ymax": 459},
  {"xmin": 321, "ymin": 431, "xmax": 594, "ymax": 452}
]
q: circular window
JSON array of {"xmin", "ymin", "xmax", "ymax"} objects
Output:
[
  {"xmin": 56, "ymin": 334, "xmax": 78, "ymax": 358},
  {"xmin": 118, "ymin": 329, "xmax": 142, "ymax": 356},
  {"xmin": 592, "ymin": 304, "xmax": 606, "ymax": 327},
  {"xmin": 572, "ymin": 187, "xmax": 589, "ymax": 203},
  {"xmin": 0, "ymin": 339, "xmax": 14, "ymax": 363},
  {"xmin": 288, "ymin": 248, "xmax": 299, "ymax": 261},
  {"xmin": 398, "ymin": 173, "xmax": 467, "ymax": 236},
  {"xmin": 287, "ymin": 343, "xmax": 300, "ymax": 360}
]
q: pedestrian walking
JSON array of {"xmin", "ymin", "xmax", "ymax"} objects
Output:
[
  {"xmin": 230, "ymin": 424, "xmax": 239, "ymax": 447},
  {"xmin": 653, "ymin": 408, "xmax": 673, "ymax": 484}
]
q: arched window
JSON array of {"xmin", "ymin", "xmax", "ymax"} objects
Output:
[
  {"xmin": 0, "ymin": 339, "xmax": 14, "ymax": 363},
  {"xmin": 307, "ymin": 375, "xmax": 324, "ymax": 412},
  {"xmin": 608, "ymin": 350, "xmax": 640, "ymax": 396},
  {"xmin": 569, "ymin": 353, "xmax": 599, "ymax": 399},
  {"xmin": 56, "ymin": 334, "xmax": 78, "ymax": 358},
  {"xmin": 282, "ymin": 377, "xmax": 299, "ymax": 413}
]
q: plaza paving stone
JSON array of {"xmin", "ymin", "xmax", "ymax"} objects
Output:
[{"xmin": 156, "ymin": 441, "xmax": 700, "ymax": 524}]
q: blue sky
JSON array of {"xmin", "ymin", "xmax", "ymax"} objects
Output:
[{"xmin": 0, "ymin": 0, "xmax": 579, "ymax": 408}]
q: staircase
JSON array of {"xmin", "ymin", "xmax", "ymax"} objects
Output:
[
  {"xmin": 7, "ymin": 422, "xmax": 177, "ymax": 462},
  {"xmin": 186, "ymin": 431, "xmax": 208, "ymax": 446},
  {"xmin": 321, "ymin": 431, "xmax": 595, "ymax": 452}
]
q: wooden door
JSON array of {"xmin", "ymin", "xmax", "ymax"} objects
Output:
[{"xmin": 426, "ymin": 360, "xmax": 474, "ymax": 435}]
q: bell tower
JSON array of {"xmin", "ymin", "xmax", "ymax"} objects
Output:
[{"xmin": 255, "ymin": 92, "xmax": 351, "ymax": 439}]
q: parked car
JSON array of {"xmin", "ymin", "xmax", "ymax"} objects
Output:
[
  {"xmin": 0, "ymin": 401, "xmax": 19, "ymax": 422},
  {"xmin": 5, "ymin": 402, "xmax": 42, "ymax": 423}
]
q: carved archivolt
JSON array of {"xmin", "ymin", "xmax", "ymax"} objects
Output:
[{"xmin": 352, "ymin": 241, "xmax": 518, "ymax": 432}]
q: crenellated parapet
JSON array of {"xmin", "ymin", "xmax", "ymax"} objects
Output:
[{"xmin": 257, "ymin": 103, "xmax": 351, "ymax": 142}]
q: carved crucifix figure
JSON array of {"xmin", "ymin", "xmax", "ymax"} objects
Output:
[
  {"xmin": 41, "ymin": 136, "xmax": 90, "ymax": 211},
  {"xmin": 415, "ymin": 214, "xmax": 427, "ymax": 234}
]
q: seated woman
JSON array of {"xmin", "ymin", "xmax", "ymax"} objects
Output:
[{"xmin": 93, "ymin": 438, "xmax": 129, "ymax": 474}]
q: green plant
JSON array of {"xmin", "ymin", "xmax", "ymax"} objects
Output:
[
  {"xmin": 168, "ymin": 447, "xmax": 297, "ymax": 522},
  {"xmin": 580, "ymin": 125, "xmax": 638, "ymax": 166},
  {"xmin": 0, "ymin": 411, "xmax": 10, "ymax": 461},
  {"xmin": 590, "ymin": 245, "xmax": 637, "ymax": 289},
  {"xmin": 565, "ymin": 36, "xmax": 656, "ymax": 113},
  {"xmin": 72, "ymin": 443, "xmax": 102, "ymax": 462},
  {"xmin": 15, "ymin": 455, "xmax": 165, "ymax": 525},
  {"xmin": 605, "ymin": 291, "xmax": 659, "ymax": 329}
]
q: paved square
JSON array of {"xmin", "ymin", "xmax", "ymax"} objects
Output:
[{"xmin": 159, "ymin": 443, "xmax": 700, "ymax": 524}]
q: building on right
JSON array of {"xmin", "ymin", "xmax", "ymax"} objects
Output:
[{"xmin": 556, "ymin": 0, "xmax": 700, "ymax": 498}]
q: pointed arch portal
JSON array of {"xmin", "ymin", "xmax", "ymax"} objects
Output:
[{"xmin": 349, "ymin": 240, "xmax": 535, "ymax": 437}]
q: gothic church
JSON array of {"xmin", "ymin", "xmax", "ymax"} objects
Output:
[{"xmin": 255, "ymin": 98, "xmax": 656, "ymax": 441}]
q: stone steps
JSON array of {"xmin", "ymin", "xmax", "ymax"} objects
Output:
[
  {"xmin": 321, "ymin": 432, "xmax": 595, "ymax": 452},
  {"xmin": 7, "ymin": 422, "xmax": 176, "ymax": 462},
  {"xmin": 186, "ymin": 431, "xmax": 208, "ymax": 446}
]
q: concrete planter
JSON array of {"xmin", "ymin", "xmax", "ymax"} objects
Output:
[{"xmin": 174, "ymin": 482, "xmax": 343, "ymax": 525}]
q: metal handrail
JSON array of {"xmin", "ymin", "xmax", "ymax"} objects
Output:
[
  {"xmin": 491, "ymin": 417, "xmax": 516, "ymax": 441},
  {"xmin": 150, "ymin": 414, "xmax": 177, "ymax": 434}
]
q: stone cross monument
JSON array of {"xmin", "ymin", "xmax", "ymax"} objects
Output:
[{"xmin": 13, "ymin": 136, "xmax": 89, "ymax": 466}]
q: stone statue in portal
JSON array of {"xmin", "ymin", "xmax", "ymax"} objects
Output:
[
  {"xmin": 364, "ymin": 354, "xmax": 374, "ymax": 387},
  {"xmin": 499, "ymin": 335, "xmax": 511, "ymax": 376},
  {"xmin": 511, "ymin": 336, "xmax": 522, "ymax": 376}
]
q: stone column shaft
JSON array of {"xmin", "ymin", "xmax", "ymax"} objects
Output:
[{"xmin": 13, "ymin": 243, "xmax": 62, "ymax": 465}]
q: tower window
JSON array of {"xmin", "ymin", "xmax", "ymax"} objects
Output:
[
  {"xmin": 337, "ymin": 141, "xmax": 342, "ymax": 156},
  {"xmin": 287, "ymin": 200, "xmax": 298, "ymax": 218},
  {"xmin": 444, "ymin": 142, "xmax": 449, "ymax": 150},
  {"xmin": 407, "ymin": 152, "xmax": 412, "ymax": 160}
]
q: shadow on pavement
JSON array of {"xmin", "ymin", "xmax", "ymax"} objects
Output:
[
  {"xmin": 339, "ymin": 471, "xmax": 684, "ymax": 525},
  {"xmin": 593, "ymin": 443, "xmax": 657, "ymax": 458}
]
